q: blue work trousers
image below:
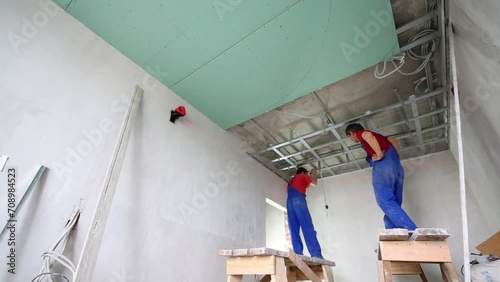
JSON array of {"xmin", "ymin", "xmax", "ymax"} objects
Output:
[
  {"xmin": 370, "ymin": 146, "xmax": 417, "ymax": 230},
  {"xmin": 286, "ymin": 186, "xmax": 323, "ymax": 258}
]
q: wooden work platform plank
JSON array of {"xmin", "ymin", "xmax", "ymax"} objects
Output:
[
  {"xmin": 227, "ymin": 256, "xmax": 275, "ymax": 275},
  {"xmin": 379, "ymin": 241, "xmax": 452, "ymax": 262},
  {"xmin": 220, "ymin": 247, "xmax": 335, "ymax": 266}
]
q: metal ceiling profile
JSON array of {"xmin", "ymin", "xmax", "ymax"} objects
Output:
[
  {"xmin": 239, "ymin": 0, "xmax": 450, "ymax": 181},
  {"xmin": 252, "ymin": 89, "xmax": 449, "ymax": 177}
]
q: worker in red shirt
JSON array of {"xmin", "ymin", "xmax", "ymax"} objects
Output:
[
  {"xmin": 286, "ymin": 167, "xmax": 323, "ymax": 258},
  {"xmin": 345, "ymin": 123, "xmax": 417, "ymax": 231}
]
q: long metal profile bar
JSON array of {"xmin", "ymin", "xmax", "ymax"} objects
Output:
[
  {"xmin": 439, "ymin": 0, "xmax": 450, "ymax": 140},
  {"xmin": 269, "ymin": 110, "xmax": 447, "ymax": 165},
  {"xmin": 250, "ymin": 119, "xmax": 296, "ymax": 168},
  {"xmin": 0, "ymin": 155, "xmax": 8, "ymax": 171},
  {"xmin": 74, "ymin": 86, "xmax": 143, "ymax": 282},
  {"xmin": 449, "ymin": 23, "xmax": 470, "ymax": 282},
  {"xmin": 279, "ymin": 123, "xmax": 449, "ymax": 171},
  {"xmin": 273, "ymin": 128, "xmax": 409, "ymax": 164},
  {"xmin": 396, "ymin": 9, "xmax": 439, "ymax": 34},
  {"xmin": 400, "ymin": 30, "xmax": 440, "ymax": 53},
  {"xmin": 410, "ymin": 96, "xmax": 425, "ymax": 152},
  {"xmin": 312, "ymin": 92, "xmax": 362, "ymax": 170},
  {"xmin": 254, "ymin": 88, "xmax": 445, "ymax": 155},
  {"xmin": 285, "ymin": 136, "xmax": 449, "ymax": 174},
  {"xmin": 0, "ymin": 166, "xmax": 47, "ymax": 241},
  {"xmin": 329, "ymin": 137, "xmax": 449, "ymax": 171},
  {"xmin": 408, "ymin": 106, "xmax": 447, "ymax": 120},
  {"xmin": 270, "ymin": 139, "xmax": 346, "ymax": 163},
  {"xmin": 439, "ymin": 0, "xmax": 447, "ymax": 90},
  {"xmin": 257, "ymin": 158, "xmax": 288, "ymax": 179},
  {"xmin": 359, "ymin": 107, "xmax": 448, "ymax": 133},
  {"xmin": 251, "ymin": 153, "xmax": 290, "ymax": 178},
  {"xmin": 282, "ymin": 134, "xmax": 444, "ymax": 173},
  {"xmin": 268, "ymin": 106, "xmax": 448, "ymax": 164},
  {"xmin": 330, "ymin": 127, "xmax": 363, "ymax": 170},
  {"xmin": 300, "ymin": 139, "xmax": 336, "ymax": 175},
  {"xmin": 272, "ymin": 148, "xmax": 296, "ymax": 168},
  {"xmin": 393, "ymin": 89, "xmax": 413, "ymax": 139},
  {"xmin": 393, "ymin": 123, "xmax": 448, "ymax": 139}
]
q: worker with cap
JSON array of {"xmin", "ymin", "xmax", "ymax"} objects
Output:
[
  {"xmin": 286, "ymin": 167, "xmax": 323, "ymax": 259},
  {"xmin": 345, "ymin": 123, "xmax": 417, "ymax": 231}
]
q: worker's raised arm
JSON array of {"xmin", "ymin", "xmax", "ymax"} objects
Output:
[
  {"xmin": 310, "ymin": 169, "xmax": 318, "ymax": 186},
  {"xmin": 387, "ymin": 136, "xmax": 399, "ymax": 151},
  {"xmin": 361, "ymin": 131, "xmax": 384, "ymax": 160}
]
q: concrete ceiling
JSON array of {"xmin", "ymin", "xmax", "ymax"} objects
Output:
[
  {"xmin": 54, "ymin": 0, "xmax": 400, "ymax": 129},
  {"xmin": 230, "ymin": 0, "xmax": 451, "ymax": 180}
]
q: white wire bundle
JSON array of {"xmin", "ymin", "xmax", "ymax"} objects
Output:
[
  {"xmin": 374, "ymin": 0, "xmax": 438, "ymax": 81},
  {"xmin": 32, "ymin": 207, "xmax": 81, "ymax": 282}
]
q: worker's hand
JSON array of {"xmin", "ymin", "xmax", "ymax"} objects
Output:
[{"xmin": 372, "ymin": 152, "xmax": 385, "ymax": 161}]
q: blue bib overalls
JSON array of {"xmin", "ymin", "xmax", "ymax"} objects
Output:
[
  {"xmin": 368, "ymin": 145, "xmax": 417, "ymax": 230},
  {"xmin": 286, "ymin": 184, "xmax": 323, "ymax": 258}
]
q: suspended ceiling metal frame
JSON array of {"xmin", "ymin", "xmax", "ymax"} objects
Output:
[
  {"xmin": 312, "ymin": 91, "xmax": 362, "ymax": 172},
  {"xmin": 249, "ymin": 1, "xmax": 450, "ymax": 181},
  {"xmin": 254, "ymin": 88, "xmax": 444, "ymax": 155},
  {"xmin": 252, "ymin": 90, "xmax": 449, "ymax": 177}
]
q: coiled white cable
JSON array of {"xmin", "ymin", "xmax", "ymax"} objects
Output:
[{"xmin": 33, "ymin": 207, "xmax": 81, "ymax": 282}]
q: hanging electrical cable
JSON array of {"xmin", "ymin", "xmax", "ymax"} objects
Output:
[
  {"xmin": 374, "ymin": 0, "xmax": 438, "ymax": 80},
  {"xmin": 318, "ymin": 163, "xmax": 329, "ymax": 217}
]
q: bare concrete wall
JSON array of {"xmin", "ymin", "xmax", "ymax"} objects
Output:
[
  {"xmin": 0, "ymin": 0, "xmax": 286, "ymax": 281},
  {"xmin": 449, "ymin": 0, "xmax": 500, "ymax": 231},
  {"xmin": 305, "ymin": 151, "xmax": 490, "ymax": 281}
]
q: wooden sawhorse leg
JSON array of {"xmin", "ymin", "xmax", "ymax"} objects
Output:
[
  {"xmin": 321, "ymin": 265, "xmax": 335, "ymax": 282},
  {"xmin": 272, "ymin": 257, "xmax": 287, "ymax": 281},
  {"xmin": 377, "ymin": 261, "xmax": 393, "ymax": 282},
  {"xmin": 227, "ymin": 275, "xmax": 242, "ymax": 282},
  {"xmin": 440, "ymin": 262, "xmax": 460, "ymax": 282}
]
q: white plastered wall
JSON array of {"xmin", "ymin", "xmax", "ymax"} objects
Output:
[{"xmin": 0, "ymin": 0, "xmax": 286, "ymax": 281}]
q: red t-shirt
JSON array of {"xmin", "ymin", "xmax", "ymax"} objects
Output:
[
  {"xmin": 287, "ymin": 173, "xmax": 312, "ymax": 195},
  {"xmin": 355, "ymin": 130, "xmax": 391, "ymax": 159}
]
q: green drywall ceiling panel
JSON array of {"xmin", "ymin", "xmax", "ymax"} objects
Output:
[{"xmin": 54, "ymin": 0, "xmax": 399, "ymax": 129}]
